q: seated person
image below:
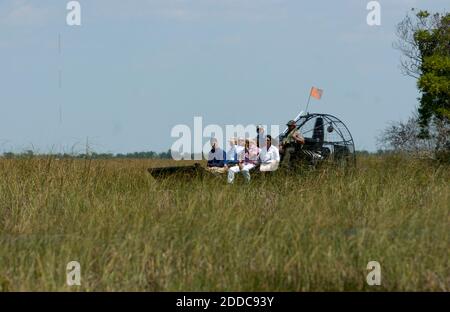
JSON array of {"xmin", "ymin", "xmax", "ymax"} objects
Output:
[
  {"xmin": 280, "ymin": 120, "xmax": 305, "ymax": 166},
  {"xmin": 207, "ymin": 138, "xmax": 227, "ymax": 173},
  {"xmin": 235, "ymin": 137, "xmax": 245, "ymax": 156},
  {"xmin": 259, "ymin": 135, "xmax": 280, "ymax": 172},
  {"xmin": 225, "ymin": 137, "xmax": 238, "ymax": 167},
  {"xmin": 227, "ymin": 139, "xmax": 260, "ymax": 184}
]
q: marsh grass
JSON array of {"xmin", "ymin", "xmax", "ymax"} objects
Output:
[{"xmin": 0, "ymin": 155, "xmax": 448, "ymax": 291}]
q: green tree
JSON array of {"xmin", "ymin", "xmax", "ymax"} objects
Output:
[{"xmin": 394, "ymin": 10, "xmax": 449, "ymax": 136}]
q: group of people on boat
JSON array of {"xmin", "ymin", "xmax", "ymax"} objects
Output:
[{"xmin": 207, "ymin": 121, "xmax": 304, "ymax": 183}]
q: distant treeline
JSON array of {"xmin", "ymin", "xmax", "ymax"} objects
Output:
[
  {"xmin": 1, "ymin": 150, "xmax": 172, "ymax": 160},
  {"xmin": 1, "ymin": 149, "xmax": 389, "ymax": 160}
]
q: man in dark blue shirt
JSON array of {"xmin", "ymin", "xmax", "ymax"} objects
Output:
[{"xmin": 207, "ymin": 138, "xmax": 227, "ymax": 173}]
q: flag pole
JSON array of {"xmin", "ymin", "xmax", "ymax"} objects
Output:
[{"xmin": 305, "ymin": 88, "xmax": 312, "ymax": 114}]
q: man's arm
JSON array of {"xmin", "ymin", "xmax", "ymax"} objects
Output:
[
  {"xmin": 263, "ymin": 147, "xmax": 279, "ymax": 164},
  {"xmin": 274, "ymin": 147, "xmax": 280, "ymax": 162},
  {"xmin": 293, "ymin": 131, "xmax": 305, "ymax": 144}
]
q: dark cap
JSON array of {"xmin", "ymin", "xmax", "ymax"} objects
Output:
[{"xmin": 286, "ymin": 120, "xmax": 296, "ymax": 126}]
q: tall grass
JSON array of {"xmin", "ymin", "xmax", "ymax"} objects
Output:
[{"xmin": 0, "ymin": 155, "xmax": 448, "ymax": 291}]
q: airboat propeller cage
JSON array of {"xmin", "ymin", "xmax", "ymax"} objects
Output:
[{"xmin": 280, "ymin": 113, "xmax": 356, "ymax": 164}]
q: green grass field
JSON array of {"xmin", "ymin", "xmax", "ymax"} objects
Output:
[{"xmin": 0, "ymin": 155, "xmax": 448, "ymax": 291}]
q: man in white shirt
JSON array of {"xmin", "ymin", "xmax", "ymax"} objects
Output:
[
  {"xmin": 235, "ymin": 137, "xmax": 245, "ymax": 156},
  {"xmin": 258, "ymin": 135, "xmax": 280, "ymax": 172}
]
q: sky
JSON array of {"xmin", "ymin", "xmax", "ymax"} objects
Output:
[{"xmin": 0, "ymin": 0, "xmax": 449, "ymax": 154}]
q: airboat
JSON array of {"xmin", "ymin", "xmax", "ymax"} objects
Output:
[
  {"xmin": 148, "ymin": 113, "xmax": 356, "ymax": 180},
  {"xmin": 279, "ymin": 113, "xmax": 356, "ymax": 166}
]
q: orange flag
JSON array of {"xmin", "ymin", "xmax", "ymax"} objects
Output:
[{"xmin": 310, "ymin": 87, "xmax": 323, "ymax": 100}]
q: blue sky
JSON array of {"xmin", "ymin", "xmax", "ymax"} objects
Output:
[{"xmin": 0, "ymin": 0, "xmax": 448, "ymax": 153}]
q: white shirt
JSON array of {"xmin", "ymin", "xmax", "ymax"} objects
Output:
[
  {"xmin": 259, "ymin": 145, "xmax": 280, "ymax": 164},
  {"xmin": 235, "ymin": 145, "xmax": 245, "ymax": 157},
  {"xmin": 226, "ymin": 145, "xmax": 237, "ymax": 161}
]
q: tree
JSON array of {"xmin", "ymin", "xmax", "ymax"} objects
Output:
[
  {"xmin": 378, "ymin": 113, "xmax": 432, "ymax": 156},
  {"xmin": 394, "ymin": 9, "xmax": 449, "ymax": 156},
  {"xmin": 394, "ymin": 9, "xmax": 450, "ymax": 159},
  {"xmin": 378, "ymin": 112, "xmax": 450, "ymax": 161}
]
